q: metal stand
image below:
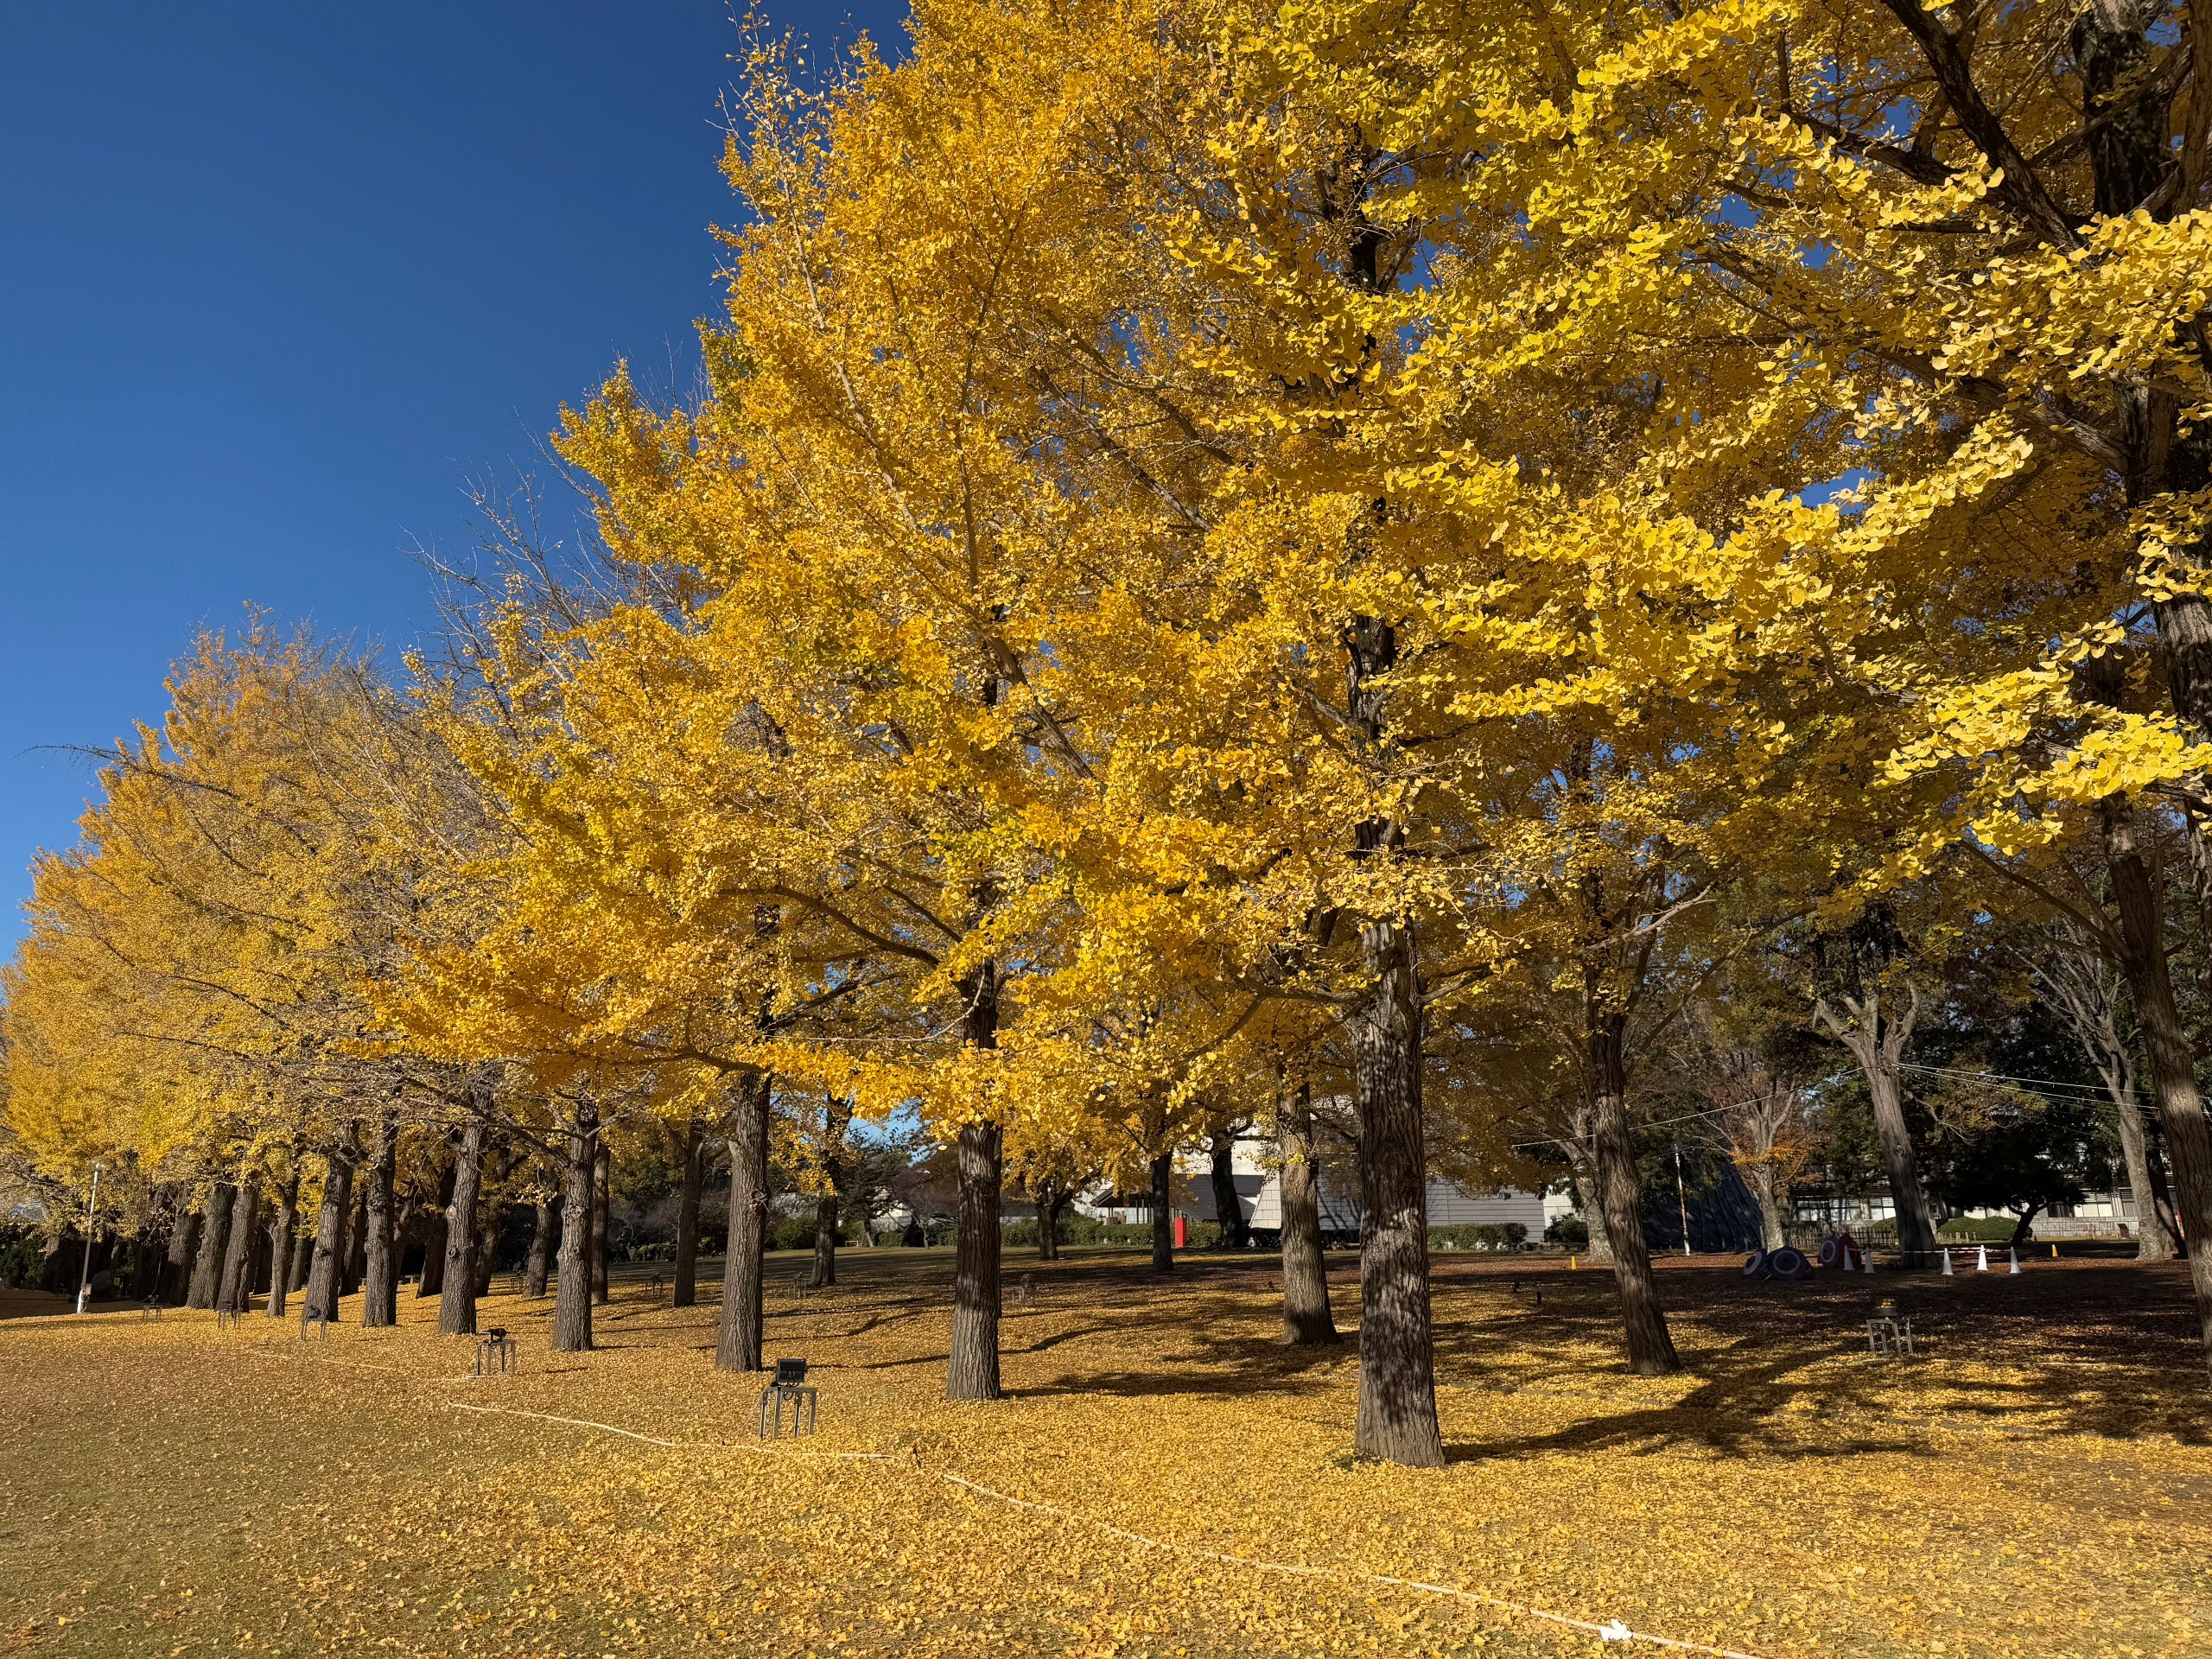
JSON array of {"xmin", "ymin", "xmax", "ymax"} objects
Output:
[
  {"xmin": 140, "ymin": 1299, "xmax": 164, "ymax": 1321},
  {"xmin": 474, "ymin": 1327, "xmax": 516, "ymax": 1376},
  {"xmin": 758, "ymin": 1357, "xmax": 818, "ymax": 1438},
  {"xmin": 1866, "ymin": 1315, "xmax": 1915, "ymax": 1358}
]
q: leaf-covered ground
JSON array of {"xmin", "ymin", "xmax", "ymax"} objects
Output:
[{"xmin": 2, "ymin": 1248, "xmax": 2205, "ymax": 1658}]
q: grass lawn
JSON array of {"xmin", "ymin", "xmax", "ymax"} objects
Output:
[{"xmin": 1, "ymin": 1246, "xmax": 2205, "ymax": 1657}]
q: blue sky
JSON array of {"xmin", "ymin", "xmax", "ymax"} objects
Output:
[{"xmin": 0, "ymin": 2, "xmax": 903, "ymax": 955}]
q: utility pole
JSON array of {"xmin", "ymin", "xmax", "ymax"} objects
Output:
[
  {"xmin": 73, "ymin": 1160, "xmax": 105, "ymax": 1313},
  {"xmin": 1673, "ymin": 1143, "xmax": 1692, "ymax": 1257}
]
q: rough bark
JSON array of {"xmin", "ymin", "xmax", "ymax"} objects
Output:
[
  {"xmin": 265, "ymin": 1169, "xmax": 300, "ymax": 1319},
  {"xmin": 1815, "ymin": 987, "xmax": 1938, "ymax": 1256},
  {"xmin": 417, "ymin": 1157, "xmax": 454, "ymax": 1298},
  {"xmin": 439, "ymin": 1115, "xmax": 486, "ymax": 1337},
  {"xmin": 340, "ymin": 1180, "xmax": 365, "ymax": 1295},
  {"xmin": 1749, "ymin": 1163, "xmax": 1789, "ymax": 1253},
  {"xmin": 946, "ymin": 957, "xmax": 1004, "ymax": 1402},
  {"xmin": 187, "ymin": 1185, "xmax": 233, "ymax": 1309},
  {"xmin": 716, "ymin": 1074, "xmax": 771, "ymax": 1372},
  {"xmin": 673, "ymin": 1115, "xmax": 704, "ymax": 1308},
  {"xmin": 1149, "ymin": 1148, "xmax": 1176, "ymax": 1272},
  {"xmin": 473, "ymin": 1212, "xmax": 497, "ymax": 1297},
  {"xmin": 2098, "ymin": 800, "xmax": 2212, "ymax": 1376},
  {"xmin": 1209, "ymin": 1129, "xmax": 1249, "ymax": 1249},
  {"xmin": 162, "ymin": 1209, "xmax": 199, "ymax": 1304},
  {"xmin": 216, "ymin": 1183, "xmax": 261, "ymax": 1313},
  {"xmin": 1276, "ymin": 1077, "xmax": 1338, "ymax": 1345},
  {"xmin": 551, "ymin": 1110, "xmax": 597, "ymax": 1351},
  {"xmin": 1588, "ymin": 1011, "xmax": 1681, "ymax": 1375},
  {"xmin": 1036, "ymin": 1181, "xmax": 1067, "ymax": 1262},
  {"xmin": 304, "ymin": 1153, "xmax": 353, "ymax": 1321},
  {"xmin": 524, "ymin": 1195, "xmax": 555, "ymax": 1298},
  {"xmin": 1350, "ymin": 911, "xmax": 1445, "ymax": 1465},
  {"xmin": 362, "ymin": 1110, "xmax": 399, "ymax": 1327},
  {"xmin": 590, "ymin": 1141, "xmax": 611, "ymax": 1306}
]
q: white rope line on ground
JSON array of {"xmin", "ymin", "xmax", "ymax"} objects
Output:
[{"xmin": 440, "ymin": 1392, "xmax": 1771, "ymax": 1658}]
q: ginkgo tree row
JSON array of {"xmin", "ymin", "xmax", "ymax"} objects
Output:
[{"xmin": 6, "ymin": 0, "xmax": 2212, "ymax": 1463}]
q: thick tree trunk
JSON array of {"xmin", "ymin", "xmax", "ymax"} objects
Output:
[
  {"xmin": 439, "ymin": 1116, "xmax": 486, "ymax": 1337},
  {"xmin": 673, "ymin": 1115, "xmax": 704, "ymax": 1308},
  {"xmin": 417, "ymin": 1158, "xmax": 454, "ymax": 1298},
  {"xmin": 524, "ymin": 1195, "xmax": 555, "ymax": 1298},
  {"xmin": 1589, "ymin": 1012, "xmax": 1681, "ymax": 1376},
  {"xmin": 340, "ymin": 1180, "xmax": 365, "ymax": 1295},
  {"xmin": 216, "ymin": 1183, "xmax": 260, "ymax": 1313},
  {"xmin": 1866, "ymin": 1060, "xmax": 1937, "ymax": 1256},
  {"xmin": 2113, "ymin": 1081, "xmax": 2180, "ymax": 1262},
  {"xmin": 716, "ymin": 1074, "xmax": 770, "ymax": 1372},
  {"xmin": 304, "ymin": 1154, "xmax": 353, "ymax": 1321},
  {"xmin": 362, "ymin": 1111, "xmax": 399, "ymax": 1327},
  {"xmin": 2099, "ymin": 802, "xmax": 2212, "ymax": 1376},
  {"xmin": 946, "ymin": 957, "xmax": 1004, "ymax": 1402},
  {"xmin": 551, "ymin": 1112, "xmax": 597, "ymax": 1351},
  {"xmin": 590, "ymin": 1142, "xmax": 611, "ymax": 1306},
  {"xmin": 1209, "ymin": 1129, "xmax": 1248, "ymax": 1249},
  {"xmin": 187, "ymin": 1185, "xmax": 233, "ymax": 1309},
  {"xmin": 265, "ymin": 1169, "xmax": 300, "ymax": 1319},
  {"xmin": 1277, "ymin": 1078, "xmax": 1338, "ymax": 1345},
  {"xmin": 1750, "ymin": 1164, "xmax": 1788, "ymax": 1252},
  {"xmin": 1350, "ymin": 914, "xmax": 1444, "ymax": 1465},
  {"xmin": 1150, "ymin": 1148, "xmax": 1176, "ymax": 1272},
  {"xmin": 1037, "ymin": 1184, "xmax": 1066, "ymax": 1262},
  {"xmin": 162, "ymin": 1208, "xmax": 199, "ymax": 1304}
]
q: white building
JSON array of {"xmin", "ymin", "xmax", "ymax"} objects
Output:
[{"xmin": 1084, "ymin": 1135, "xmax": 1546, "ymax": 1239}]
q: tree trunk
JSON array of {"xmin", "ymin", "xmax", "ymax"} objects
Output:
[
  {"xmin": 439, "ymin": 1116, "xmax": 486, "ymax": 1337},
  {"xmin": 2099, "ymin": 800, "xmax": 2212, "ymax": 1376},
  {"xmin": 590, "ymin": 1141, "xmax": 611, "ymax": 1306},
  {"xmin": 551, "ymin": 1111, "xmax": 597, "ymax": 1351},
  {"xmin": 946, "ymin": 957, "xmax": 1003, "ymax": 1402},
  {"xmin": 187, "ymin": 1185, "xmax": 233, "ymax": 1309},
  {"xmin": 216, "ymin": 1183, "xmax": 260, "ymax": 1313},
  {"xmin": 1750, "ymin": 1164, "xmax": 1787, "ymax": 1252},
  {"xmin": 1277, "ymin": 1077, "xmax": 1338, "ymax": 1345},
  {"xmin": 304, "ymin": 1154, "xmax": 353, "ymax": 1321},
  {"xmin": 810, "ymin": 1096, "xmax": 851, "ymax": 1289},
  {"xmin": 1573, "ymin": 1158, "xmax": 1615, "ymax": 1262},
  {"xmin": 417, "ymin": 1158, "xmax": 454, "ymax": 1298},
  {"xmin": 1209, "ymin": 1129, "xmax": 1248, "ymax": 1249},
  {"xmin": 163, "ymin": 1208, "xmax": 199, "ymax": 1304},
  {"xmin": 1037, "ymin": 1184, "xmax": 1065, "ymax": 1262},
  {"xmin": 265, "ymin": 1168, "xmax": 300, "ymax": 1319},
  {"xmin": 524, "ymin": 1195, "xmax": 555, "ymax": 1298},
  {"xmin": 1149, "ymin": 1147, "xmax": 1175, "ymax": 1272},
  {"xmin": 340, "ymin": 1179, "xmax": 366, "ymax": 1295},
  {"xmin": 362, "ymin": 1111, "xmax": 399, "ymax": 1327},
  {"xmin": 673, "ymin": 1115, "xmax": 704, "ymax": 1307},
  {"xmin": 1350, "ymin": 912, "xmax": 1445, "ymax": 1465},
  {"xmin": 716, "ymin": 1073, "xmax": 770, "ymax": 1372},
  {"xmin": 1589, "ymin": 1011, "xmax": 1681, "ymax": 1376},
  {"xmin": 2009, "ymin": 1206, "xmax": 2041, "ymax": 1249},
  {"xmin": 2113, "ymin": 1072, "xmax": 2180, "ymax": 1262},
  {"xmin": 473, "ymin": 1212, "xmax": 497, "ymax": 1296},
  {"xmin": 1865, "ymin": 1055, "xmax": 1937, "ymax": 1257}
]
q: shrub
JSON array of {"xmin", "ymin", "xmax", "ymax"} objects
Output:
[
  {"xmin": 0, "ymin": 1226, "xmax": 43, "ymax": 1289},
  {"xmin": 1429, "ymin": 1223, "xmax": 1529, "ymax": 1252},
  {"xmin": 1543, "ymin": 1215, "xmax": 1588, "ymax": 1249},
  {"xmin": 1938, "ymin": 1216, "xmax": 2020, "ymax": 1243}
]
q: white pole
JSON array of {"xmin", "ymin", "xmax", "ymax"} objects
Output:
[
  {"xmin": 73, "ymin": 1162, "xmax": 103, "ymax": 1314},
  {"xmin": 1673, "ymin": 1144, "xmax": 1692, "ymax": 1257}
]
